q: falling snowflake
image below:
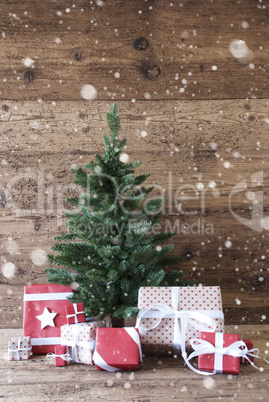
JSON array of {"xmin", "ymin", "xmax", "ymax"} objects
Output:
[
  {"xmin": 1, "ymin": 262, "xmax": 17, "ymax": 279},
  {"xmin": 119, "ymin": 153, "xmax": 130, "ymax": 163},
  {"xmin": 223, "ymin": 161, "xmax": 231, "ymax": 169},
  {"xmin": 144, "ymin": 92, "xmax": 151, "ymax": 99},
  {"xmin": 203, "ymin": 376, "xmax": 215, "ymax": 389},
  {"xmin": 80, "ymin": 85, "xmax": 98, "ymax": 100},
  {"xmin": 23, "ymin": 57, "xmax": 34, "ymax": 67},
  {"xmin": 241, "ymin": 21, "xmax": 249, "ymax": 29},
  {"xmin": 31, "ymin": 249, "xmax": 47, "ymax": 266},
  {"xmin": 229, "ymin": 40, "xmax": 253, "ymax": 62}
]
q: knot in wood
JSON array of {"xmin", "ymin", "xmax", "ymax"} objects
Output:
[
  {"xmin": 139, "ymin": 61, "xmax": 161, "ymax": 80},
  {"xmin": 0, "ymin": 191, "xmax": 7, "ymax": 206},
  {"xmin": 2, "ymin": 104, "xmax": 9, "ymax": 112},
  {"xmin": 181, "ymin": 248, "xmax": 194, "ymax": 260},
  {"xmin": 250, "ymin": 273, "xmax": 266, "ymax": 288},
  {"xmin": 74, "ymin": 52, "xmax": 83, "ymax": 61},
  {"xmin": 24, "ymin": 70, "xmax": 34, "ymax": 82},
  {"xmin": 34, "ymin": 223, "xmax": 41, "ymax": 231},
  {"xmin": 133, "ymin": 37, "xmax": 150, "ymax": 50}
]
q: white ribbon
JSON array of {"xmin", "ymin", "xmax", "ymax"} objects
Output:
[
  {"xmin": 93, "ymin": 327, "xmax": 143, "ymax": 372},
  {"xmin": 9, "ymin": 336, "xmax": 32, "ymax": 360},
  {"xmin": 135, "ymin": 286, "xmax": 224, "ymax": 357},
  {"xmin": 66, "ymin": 304, "xmax": 85, "ymax": 324},
  {"xmin": 186, "ymin": 336, "xmax": 269, "ymax": 375},
  {"xmin": 31, "ymin": 337, "xmax": 61, "ymax": 346},
  {"xmin": 61, "ymin": 323, "xmax": 95, "ymax": 364},
  {"xmin": 46, "ymin": 352, "xmax": 72, "ymax": 362},
  {"xmin": 24, "ymin": 292, "xmax": 73, "ymax": 301}
]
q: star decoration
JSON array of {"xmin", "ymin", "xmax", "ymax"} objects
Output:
[{"xmin": 36, "ymin": 307, "xmax": 57, "ymax": 329}]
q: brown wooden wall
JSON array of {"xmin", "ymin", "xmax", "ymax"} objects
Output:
[{"xmin": 0, "ymin": 0, "xmax": 268, "ymax": 327}]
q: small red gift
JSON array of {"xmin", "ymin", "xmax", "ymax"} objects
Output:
[
  {"xmin": 197, "ymin": 332, "xmax": 240, "ymax": 374},
  {"xmin": 65, "ymin": 303, "xmax": 85, "ymax": 324},
  {"xmin": 240, "ymin": 339, "xmax": 254, "ymax": 364},
  {"xmin": 93, "ymin": 327, "xmax": 142, "ymax": 371},
  {"xmin": 186, "ymin": 333, "xmax": 269, "ymax": 375},
  {"xmin": 23, "ymin": 284, "xmax": 73, "ymax": 354},
  {"xmin": 46, "ymin": 345, "xmax": 72, "ymax": 366}
]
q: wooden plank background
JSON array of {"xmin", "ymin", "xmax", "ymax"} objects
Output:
[{"xmin": 0, "ymin": 0, "xmax": 269, "ymax": 327}]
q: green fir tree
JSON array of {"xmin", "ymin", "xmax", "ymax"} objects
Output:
[{"xmin": 45, "ymin": 103, "xmax": 194, "ymax": 327}]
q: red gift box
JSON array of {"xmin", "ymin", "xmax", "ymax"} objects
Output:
[
  {"xmin": 46, "ymin": 345, "xmax": 72, "ymax": 366},
  {"xmin": 54, "ymin": 345, "xmax": 70, "ymax": 366},
  {"xmin": 198, "ymin": 332, "xmax": 240, "ymax": 374},
  {"xmin": 93, "ymin": 327, "xmax": 142, "ymax": 371},
  {"xmin": 65, "ymin": 303, "xmax": 85, "ymax": 324},
  {"xmin": 240, "ymin": 339, "xmax": 254, "ymax": 364},
  {"xmin": 23, "ymin": 284, "xmax": 73, "ymax": 354}
]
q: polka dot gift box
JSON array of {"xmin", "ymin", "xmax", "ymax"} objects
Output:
[
  {"xmin": 8, "ymin": 336, "xmax": 32, "ymax": 361},
  {"xmin": 61, "ymin": 321, "xmax": 106, "ymax": 365},
  {"xmin": 135, "ymin": 286, "xmax": 224, "ymax": 356}
]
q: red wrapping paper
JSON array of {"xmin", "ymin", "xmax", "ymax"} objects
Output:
[
  {"xmin": 94, "ymin": 328, "xmax": 141, "ymax": 371},
  {"xmin": 198, "ymin": 332, "xmax": 240, "ymax": 375},
  {"xmin": 23, "ymin": 284, "xmax": 73, "ymax": 354},
  {"xmin": 55, "ymin": 345, "xmax": 68, "ymax": 367},
  {"xmin": 65, "ymin": 303, "xmax": 85, "ymax": 325},
  {"xmin": 240, "ymin": 339, "xmax": 254, "ymax": 364}
]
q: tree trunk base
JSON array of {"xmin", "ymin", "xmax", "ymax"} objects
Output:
[{"xmin": 111, "ymin": 316, "xmax": 125, "ymax": 328}]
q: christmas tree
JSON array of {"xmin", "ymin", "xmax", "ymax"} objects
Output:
[{"xmin": 45, "ymin": 103, "xmax": 194, "ymax": 327}]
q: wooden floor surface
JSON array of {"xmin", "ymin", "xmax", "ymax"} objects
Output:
[{"xmin": 1, "ymin": 325, "xmax": 269, "ymax": 401}]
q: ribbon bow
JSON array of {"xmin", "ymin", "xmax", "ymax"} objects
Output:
[
  {"xmin": 67, "ymin": 304, "xmax": 85, "ymax": 324},
  {"xmin": 186, "ymin": 334, "xmax": 269, "ymax": 375},
  {"xmin": 10, "ymin": 336, "xmax": 32, "ymax": 360},
  {"xmin": 46, "ymin": 352, "xmax": 72, "ymax": 362}
]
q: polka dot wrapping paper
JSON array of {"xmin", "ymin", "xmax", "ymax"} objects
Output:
[
  {"xmin": 8, "ymin": 336, "xmax": 32, "ymax": 361},
  {"xmin": 136, "ymin": 286, "xmax": 224, "ymax": 356},
  {"xmin": 61, "ymin": 321, "xmax": 106, "ymax": 365}
]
